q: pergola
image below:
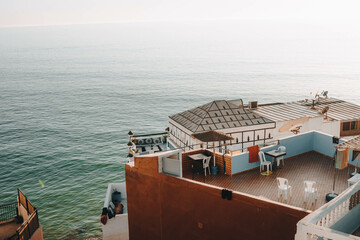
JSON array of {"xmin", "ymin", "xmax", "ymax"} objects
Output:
[
  {"xmin": 334, "ymin": 136, "xmax": 360, "ymax": 174},
  {"xmin": 191, "ymin": 130, "xmax": 234, "ymax": 166},
  {"xmin": 334, "ymin": 136, "xmax": 360, "ymax": 151}
]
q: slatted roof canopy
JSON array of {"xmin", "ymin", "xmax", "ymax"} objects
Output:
[
  {"xmin": 169, "ymin": 100, "xmax": 275, "ymax": 133},
  {"xmin": 300, "ymin": 97, "xmax": 360, "ymax": 122},
  {"xmin": 334, "ymin": 136, "xmax": 360, "ymax": 151},
  {"xmin": 191, "ymin": 130, "xmax": 234, "ymax": 142},
  {"xmin": 253, "ymin": 102, "xmax": 321, "ymax": 122}
]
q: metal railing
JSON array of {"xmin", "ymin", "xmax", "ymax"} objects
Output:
[
  {"xmin": 4, "ymin": 189, "xmax": 40, "ymax": 240},
  {"xmin": 14, "ymin": 210, "xmax": 40, "ymax": 240},
  {"xmin": 295, "ymin": 181, "xmax": 360, "ymax": 240},
  {"xmin": 0, "ymin": 202, "xmax": 18, "ymax": 222}
]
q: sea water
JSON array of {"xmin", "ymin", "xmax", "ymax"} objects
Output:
[{"xmin": 0, "ymin": 21, "xmax": 360, "ymax": 239}]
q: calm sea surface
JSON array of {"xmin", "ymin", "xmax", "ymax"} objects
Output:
[{"xmin": 0, "ymin": 21, "xmax": 360, "ymax": 239}]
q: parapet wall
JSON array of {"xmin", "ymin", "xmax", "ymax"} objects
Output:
[{"xmin": 126, "ymin": 155, "xmax": 309, "ymax": 240}]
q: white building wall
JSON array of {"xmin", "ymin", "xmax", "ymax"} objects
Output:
[
  {"xmin": 273, "ymin": 116, "xmax": 340, "ymax": 140},
  {"xmin": 168, "ymin": 118, "xmax": 276, "ymax": 151},
  {"xmin": 320, "ymin": 121, "xmax": 341, "ymax": 138}
]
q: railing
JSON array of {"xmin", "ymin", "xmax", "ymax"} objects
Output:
[
  {"xmin": 18, "ymin": 189, "xmax": 36, "ymax": 215},
  {"xmin": 15, "ymin": 210, "xmax": 40, "ymax": 240},
  {"xmin": 295, "ymin": 181, "xmax": 360, "ymax": 240},
  {"xmin": 0, "ymin": 202, "xmax": 18, "ymax": 222},
  {"xmin": 6, "ymin": 189, "xmax": 40, "ymax": 240}
]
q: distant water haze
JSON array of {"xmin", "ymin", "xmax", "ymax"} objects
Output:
[{"xmin": 0, "ymin": 21, "xmax": 359, "ymax": 239}]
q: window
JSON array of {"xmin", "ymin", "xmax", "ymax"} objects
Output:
[
  {"xmin": 247, "ymin": 136, "xmax": 250, "ymax": 141},
  {"xmin": 351, "ymin": 121, "xmax": 358, "ymax": 130},
  {"xmin": 268, "ymin": 133, "xmax": 271, "ymax": 138},
  {"xmin": 236, "ymin": 137, "xmax": 239, "ymax": 143},
  {"xmin": 257, "ymin": 135, "xmax": 260, "ymax": 140},
  {"xmin": 343, "ymin": 122, "xmax": 350, "ymax": 131}
]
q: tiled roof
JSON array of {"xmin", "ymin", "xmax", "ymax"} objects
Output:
[{"xmin": 169, "ymin": 100, "xmax": 275, "ymax": 133}]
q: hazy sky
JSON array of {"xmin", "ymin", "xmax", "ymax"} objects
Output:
[{"xmin": 1, "ymin": 0, "xmax": 360, "ymax": 27}]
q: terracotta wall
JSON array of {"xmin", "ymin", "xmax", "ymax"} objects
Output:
[
  {"xmin": 214, "ymin": 153, "xmax": 231, "ymax": 175},
  {"xmin": 182, "ymin": 150, "xmax": 232, "ymax": 175},
  {"xmin": 126, "ymin": 156, "xmax": 308, "ymax": 240},
  {"xmin": 29, "ymin": 226, "xmax": 43, "ymax": 240}
]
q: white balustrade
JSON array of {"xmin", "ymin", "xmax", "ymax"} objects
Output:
[{"xmin": 295, "ymin": 180, "xmax": 360, "ymax": 240}]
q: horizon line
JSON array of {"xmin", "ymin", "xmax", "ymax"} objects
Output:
[{"xmin": 0, "ymin": 17, "xmax": 345, "ymax": 29}]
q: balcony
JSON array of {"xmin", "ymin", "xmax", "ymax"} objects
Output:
[
  {"xmin": 0, "ymin": 189, "xmax": 42, "ymax": 240},
  {"xmin": 295, "ymin": 180, "xmax": 360, "ymax": 239}
]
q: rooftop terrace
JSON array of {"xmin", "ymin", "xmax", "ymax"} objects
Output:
[{"xmin": 184, "ymin": 151, "xmax": 351, "ymax": 211}]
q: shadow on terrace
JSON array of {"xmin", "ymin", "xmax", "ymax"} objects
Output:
[{"xmin": 182, "ymin": 131, "xmax": 358, "ymax": 211}]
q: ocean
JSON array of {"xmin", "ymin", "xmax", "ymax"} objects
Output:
[{"xmin": 0, "ymin": 21, "xmax": 360, "ymax": 239}]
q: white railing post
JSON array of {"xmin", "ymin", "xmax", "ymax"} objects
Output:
[{"xmin": 295, "ymin": 181, "xmax": 360, "ymax": 240}]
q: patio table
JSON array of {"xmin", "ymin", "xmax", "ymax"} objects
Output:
[
  {"xmin": 189, "ymin": 153, "xmax": 207, "ymax": 180},
  {"xmin": 265, "ymin": 150, "xmax": 286, "ymax": 170}
]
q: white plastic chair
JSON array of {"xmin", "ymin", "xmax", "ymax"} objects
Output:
[
  {"xmin": 203, "ymin": 156, "xmax": 211, "ymax": 176},
  {"xmin": 304, "ymin": 181, "xmax": 317, "ymax": 204},
  {"xmin": 277, "ymin": 146, "xmax": 286, "ymax": 167},
  {"xmin": 277, "ymin": 177, "xmax": 292, "ymax": 201},
  {"xmin": 259, "ymin": 151, "xmax": 272, "ymax": 174}
]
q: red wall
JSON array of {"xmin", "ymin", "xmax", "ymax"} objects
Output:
[{"xmin": 125, "ymin": 156, "xmax": 308, "ymax": 240}]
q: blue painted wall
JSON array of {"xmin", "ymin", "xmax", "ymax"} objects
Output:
[
  {"xmin": 231, "ymin": 131, "xmax": 358, "ymax": 175},
  {"xmin": 278, "ymin": 132, "xmax": 314, "ymax": 159},
  {"xmin": 330, "ymin": 204, "xmax": 360, "ymax": 234},
  {"xmin": 231, "ymin": 145, "xmax": 277, "ymax": 174}
]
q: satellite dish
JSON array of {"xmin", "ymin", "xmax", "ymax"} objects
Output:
[{"xmin": 322, "ymin": 90, "xmax": 329, "ymax": 98}]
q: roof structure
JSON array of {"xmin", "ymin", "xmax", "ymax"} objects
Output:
[
  {"xmin": 334, "ymin": 136, "xmax": 360, "ymax": 151},
  {"xmin": 169, "ymin": 100, "xmax": 275, "ymax": 133},
  {"xmin": 299, "ymin": 97, "xmax": 360, "ymax": 122},
  {"xmin": 253, "ymin": 102, "xmax": 322, "ymax": 122},
  {"xmin": 191, "ymin": 130, "xmax": 234, "ymax": 142},
  {"xmin": 254, "ymin": 97, "xmax": 360, "ymax": 122}
]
